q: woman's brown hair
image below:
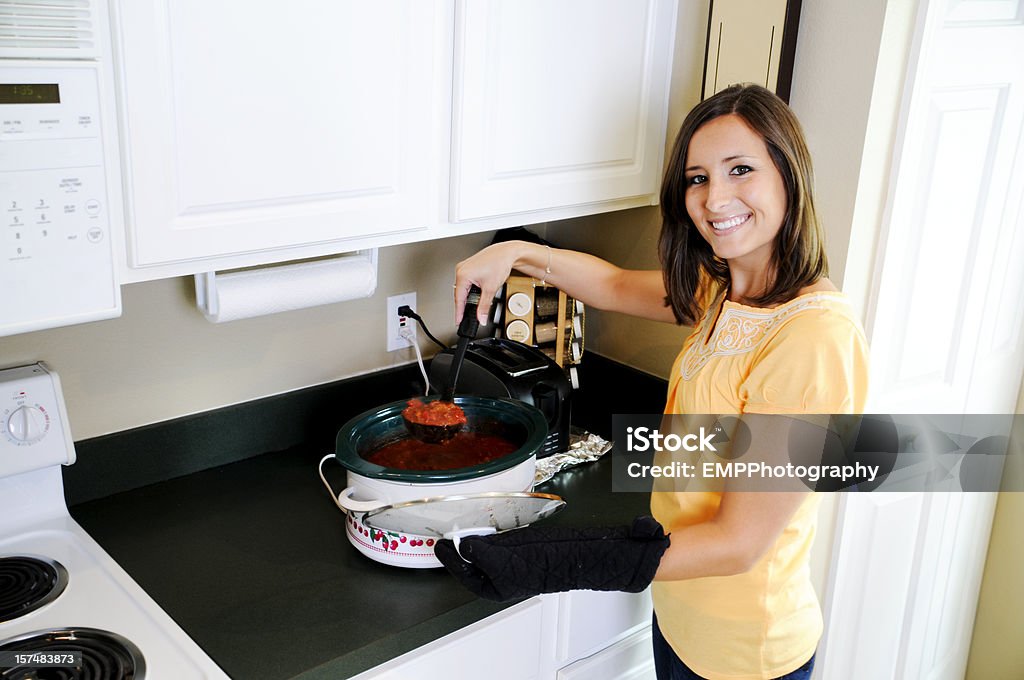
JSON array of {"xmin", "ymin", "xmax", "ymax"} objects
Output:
[{"xmin": 658, "ymin": 84, "xmax": 828, "ymax": 325}]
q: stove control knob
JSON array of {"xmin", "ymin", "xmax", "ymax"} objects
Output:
[{"xmin": 6, "ymin": 405, "xmax": 48, "ymax": 443}]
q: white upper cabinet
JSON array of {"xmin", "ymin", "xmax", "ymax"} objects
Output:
[
  {"xmin": 450, "ymin": 0, "xmax": 676, "ymax": 222},
  {"xmin": 114, "ymin": 2, "xmax": 450, "ymax": 272},
  {"xmin": 113, "ymin": 1, "xmax": 677, "ymax": 280}
]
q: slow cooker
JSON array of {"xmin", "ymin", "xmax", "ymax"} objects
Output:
[{"xmin": 318, "ymin": 396, "xmax": 548, "ymax": 568}]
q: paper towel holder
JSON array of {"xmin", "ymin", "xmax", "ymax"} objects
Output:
[{"xmin": 194, "ymin": 248, "xmax": 378, "ymax": 322}]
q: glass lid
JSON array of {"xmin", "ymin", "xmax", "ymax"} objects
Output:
[{"xmin": 362, "ymin": 491, "xmax": 565, "ymax": 538}]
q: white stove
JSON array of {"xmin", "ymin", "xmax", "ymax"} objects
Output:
[{"xmin": 0, "ymin": 363, "xmax": 229, "ymax": 679}]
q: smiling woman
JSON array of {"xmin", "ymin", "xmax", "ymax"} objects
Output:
[{"xmin": 443, "ymin": 84, "xmax": 868, "ymax": 680}]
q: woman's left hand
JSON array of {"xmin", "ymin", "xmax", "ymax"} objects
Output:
[{"xmin": 434, "ymin": 516, "xmax": 670, "ymax": 602}]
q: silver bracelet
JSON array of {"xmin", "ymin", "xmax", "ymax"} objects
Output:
[{"xmin": 540, "ymin": 245, "xmax": 552, "ymax": 286}]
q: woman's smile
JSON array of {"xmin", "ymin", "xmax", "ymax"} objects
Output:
[{"xmin": 708, "ymin": 212, "xmax": 752, "ymax": 234}]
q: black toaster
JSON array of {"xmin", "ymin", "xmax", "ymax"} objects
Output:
[{"xmin": 429, "ymin": 338, "xmax": 572, "ymax": 458}]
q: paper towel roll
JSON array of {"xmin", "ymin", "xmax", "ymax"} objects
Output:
[{"xmin": 194, "ymin": 250, "xmax": 378, "ymax": 323}]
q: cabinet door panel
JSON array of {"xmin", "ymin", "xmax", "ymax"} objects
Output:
[
  {"xmin": 116, "ymin": 1, "xmax": 448, "ymax": 267},
  {"xmin": 557, "ymin": 589, "xmax": 652, "ymax": 665},
  {"xmin": 557, "ymin": 627, "xmax": 655, "ymax": 680},
  {"xmin": 352, "ymin": 599, "xmax": 544, "ymax": 680},
  {"xmin": 451, "ymin": 0, "xmax": 676, "ymax": 221},
  {"xmin": 703, "ymin": 0, "xmax": 789, "ymax": 97}
]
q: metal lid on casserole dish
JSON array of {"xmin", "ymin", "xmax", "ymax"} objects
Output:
[{"xmin": 360, "ymin": 491, "xmax": 564, "ymax": 538}]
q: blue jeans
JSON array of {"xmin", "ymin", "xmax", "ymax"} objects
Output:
[{"xmin": 652, "ymin": 613, "xmax": 815, "ymax": 680}]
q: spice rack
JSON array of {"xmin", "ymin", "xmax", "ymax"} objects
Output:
[{"xmin": 501, "ymin": 275, "xmax": 584, "ymax": 387}]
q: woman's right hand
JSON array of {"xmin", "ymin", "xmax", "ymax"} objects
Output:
[
  {"xmin": 454, "ymin": 239, "xmax": 674, "ymax": 325},
  {"xmin": 454, "ymin": 241, "xmax": 531, "ymax": 326}
]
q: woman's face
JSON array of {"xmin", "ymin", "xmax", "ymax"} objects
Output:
[{"xmin": 683, "ymin": 113, "xmax": 788, "ymax": 274}]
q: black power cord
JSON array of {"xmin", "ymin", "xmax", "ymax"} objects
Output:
[{"xmin": 397, "ymin": 305, "xmax": 448, "ymax": 350}]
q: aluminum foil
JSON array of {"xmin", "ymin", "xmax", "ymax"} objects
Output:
[{"xmin": 534, "ymin": 430, "xmax": 613, "ymax": 485}]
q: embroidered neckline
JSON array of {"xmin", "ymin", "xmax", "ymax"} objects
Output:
[
  {"xmin": 681, "ymin": 292, "xmax": 849, "ymax": 380},
  {"xmin": 722, "ymin": 289, "xmax": 846, "ymax": 311}
]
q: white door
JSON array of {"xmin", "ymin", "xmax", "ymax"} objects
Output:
[
  {"xmin": 819, "ymin": 1, "xmax": 1024, "ymax": 678},
  {"xmin": 867, "ymin": 0, "xmax": 1024, "ymax": 416},
  {"xmin": 449, "ymin": 0, "xmax": 677, "ymax": 221},
  {"xmin": 115, "ymin": 1, "xmax": 449, "ymax": 268}
]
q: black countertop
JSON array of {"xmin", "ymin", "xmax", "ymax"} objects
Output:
[
  {"xmin": 66, "ymin": 354, "xmax": 668, "ymax": 679},
  {"xmin": 69, "ymin": 442, "xmax": 650, "ymax": 679}
]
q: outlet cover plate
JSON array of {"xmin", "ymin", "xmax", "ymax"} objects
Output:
[{"xmin": 386, "ymin": 292, "xmax": 417, "ymax": 352}]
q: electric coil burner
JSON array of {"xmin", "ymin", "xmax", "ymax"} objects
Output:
[
  {"xmin": 0, "ymin": 628, "xmax": 144, "ymax": 680},
  {"xmin": 0, "ymin": 557, "xmax": 68, "ymax": 624},
  {"xmin": 0, "ymin": 364, "xmax": 228, "ymax": 680}
]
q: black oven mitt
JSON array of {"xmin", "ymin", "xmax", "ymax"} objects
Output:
[{"xmin": 433, "ymin": 516, "xmax": 670, "ymax": 603}]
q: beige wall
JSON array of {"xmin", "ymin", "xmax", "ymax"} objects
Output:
[
  {"xmin": 965, "ymin": 387, "xmax": 1024, "ymax": 678},
  {"xmin": 968, "ymin": 493, "xmax": 1024, "ymax": 678}
]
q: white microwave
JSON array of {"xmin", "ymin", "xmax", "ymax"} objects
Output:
[{"xmin": 0, "ymin": 0, "xmax": 122, "ymax": 337}]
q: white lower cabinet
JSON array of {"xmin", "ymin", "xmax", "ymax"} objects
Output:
[
  {"xmin": 557, "ymin": 627, "xmax": 656, "ymax": 680},
  {"xmin": 351, "ymin": 598, "xmax": 547, "ymax": 680},
  {"xmin": 354, "ymin": 590, "xmax": 653, "ymax": 680},
  {"xmin": 554, "ymin": 588, "xmax": 652, "ymax": 665}
]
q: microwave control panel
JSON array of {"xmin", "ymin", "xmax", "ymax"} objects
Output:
[{"xmin": 0, "ymin": 64, "xmax": 121, "ymax": 337}]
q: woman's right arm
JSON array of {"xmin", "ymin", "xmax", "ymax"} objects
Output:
[{"xmin": 454, "ymin": 240, "xmax": 676, "ymax": 325}]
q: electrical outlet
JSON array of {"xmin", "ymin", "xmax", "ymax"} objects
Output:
[{"xmin": 386, "ymin": 292, "xmax": 417, "ymax": 352}]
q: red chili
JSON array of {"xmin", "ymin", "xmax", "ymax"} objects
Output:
[
  {"xmin": 402, "ymin": 398, "xmax": 467, "ymax": 427},
  {"xmin": 364, "ymin": 431, "xmax": 517, "ymax": 470}
]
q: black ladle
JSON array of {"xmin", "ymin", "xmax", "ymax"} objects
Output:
[{"xmin": 402, "ymin": 285, "xmax": 482, "ymax": 443}]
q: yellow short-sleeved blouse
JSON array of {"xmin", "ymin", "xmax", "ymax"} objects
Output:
[{"xmin": 652, "ymin": 289, "xmax": 869, "ymax": 680}]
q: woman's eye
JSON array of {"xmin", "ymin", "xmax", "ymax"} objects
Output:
[
  {"xmin": 730, "ymin": 165, "xmax": 753, "ymax": 176},
  {"xmin": 686, "ymin": 175, "xmax": 707, "ymax": 186}
]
